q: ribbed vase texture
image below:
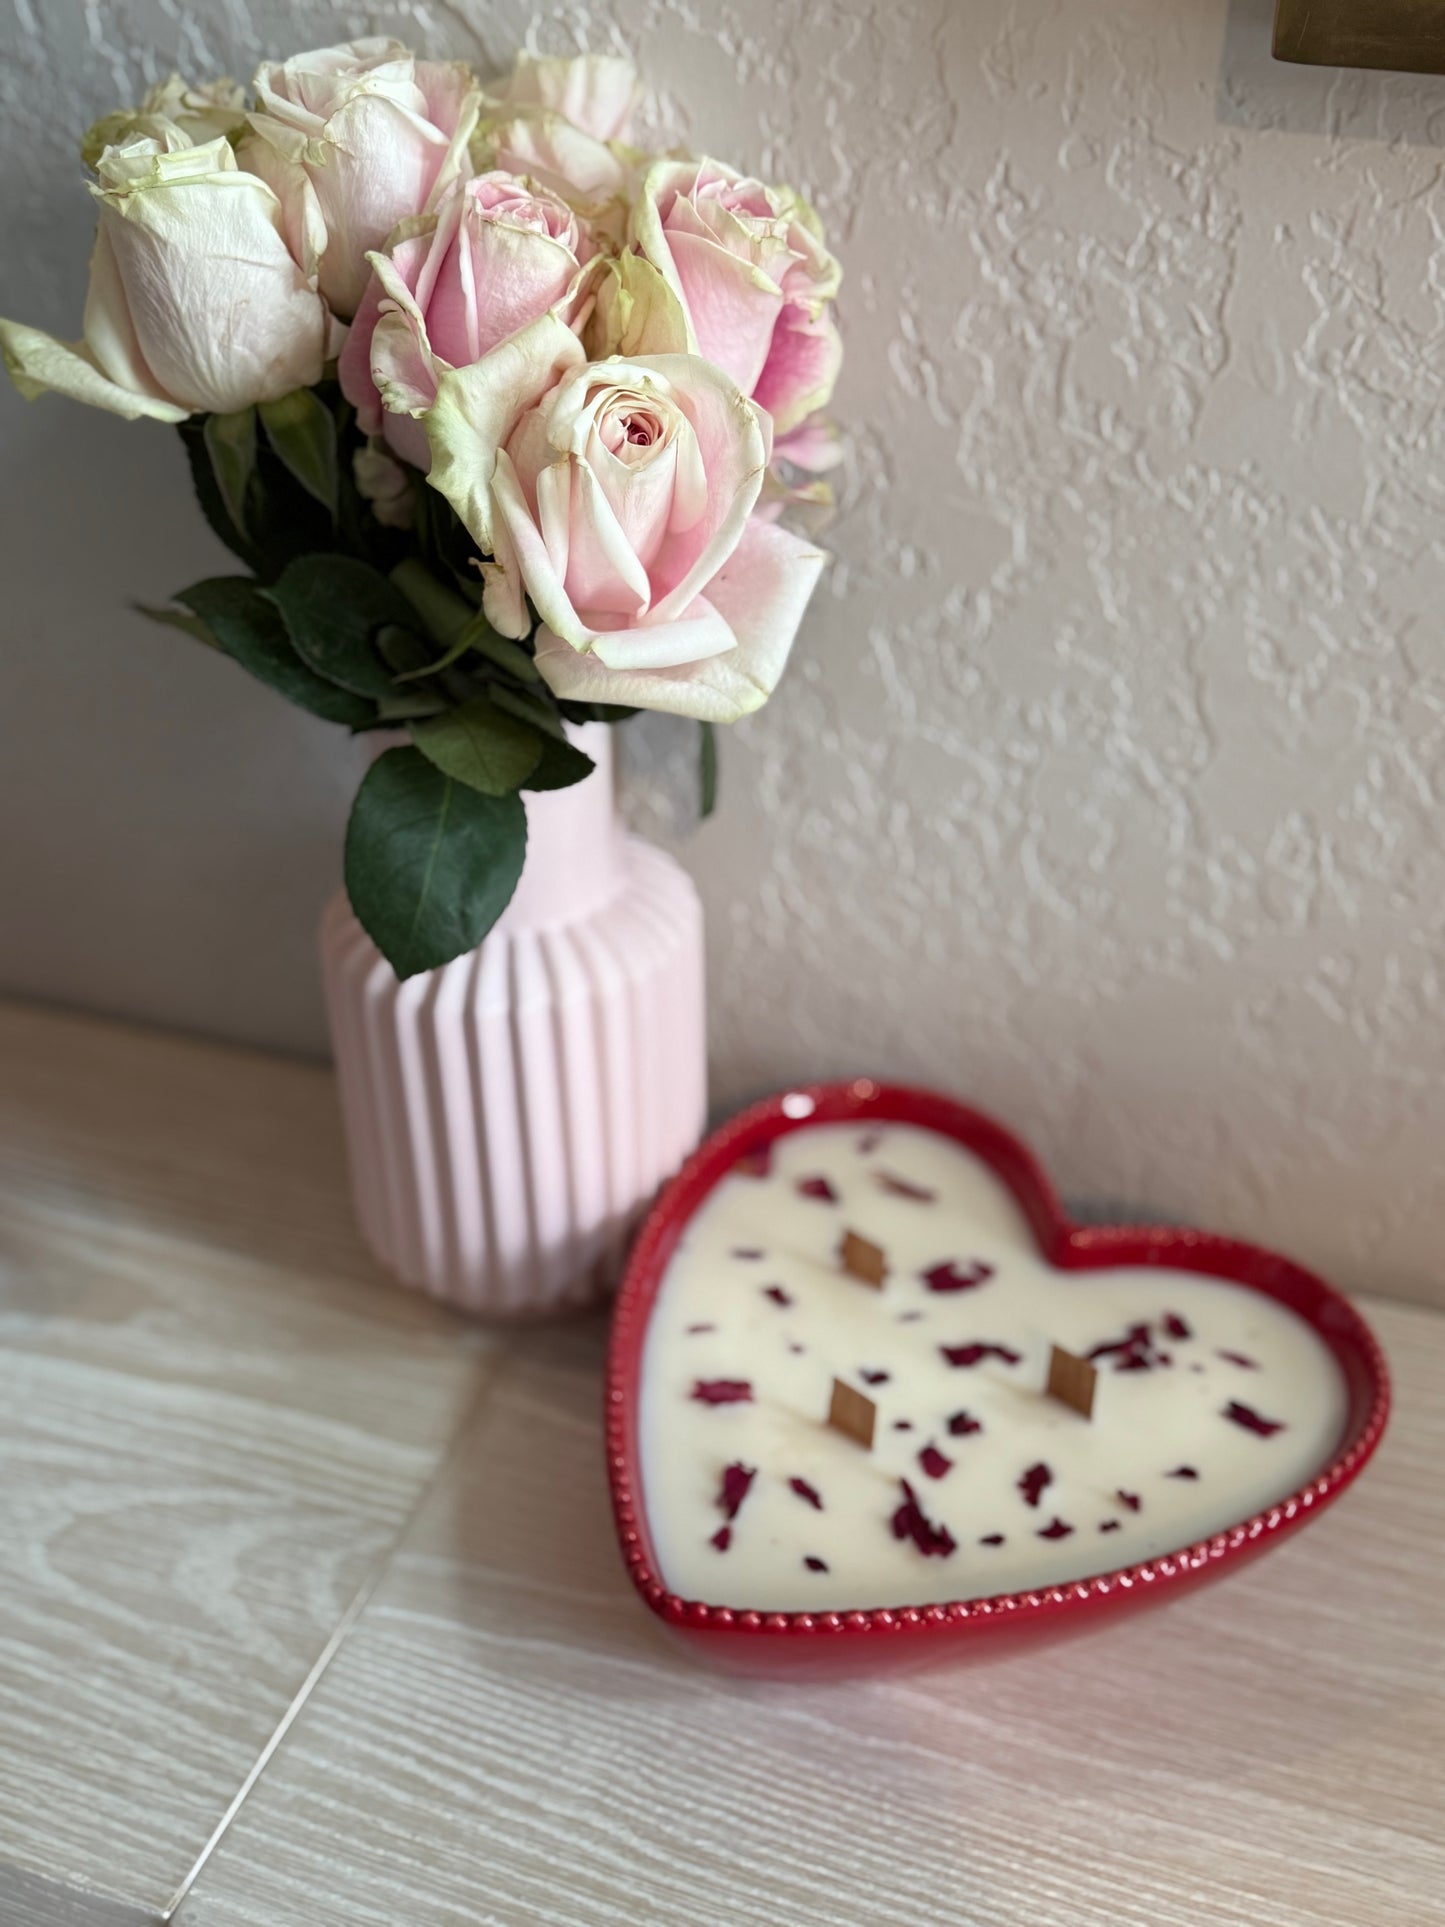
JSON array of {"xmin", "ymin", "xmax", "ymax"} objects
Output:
[{"xmin": 320, "ymin": 727, "xmax": 706, "ymax": 1316}]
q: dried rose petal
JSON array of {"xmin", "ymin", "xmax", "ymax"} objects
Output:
[
  {"xmin": 918, "ymin": 1444, "xmax": 952, "ymax": 1480},
  {"xmin": 735, "ymin": 1147, "xmax": 772, "ymax": 1178},
  {"xmin": 891, "ymin": 1479, "xmax": 957, "ymax": 1558},
  {"xmin": 892, "ymin": 1420, "xmax": 914, "ymax": 1432},
  {"xmin": 1224, "ymin": 1400, "xmax": 1284, "ymax": 1437},
  {"xmin": 691, "ymin": 1379, "xmax": 753, "ymax": 1405},
  {"xmin": 923, "ymin": 1259, "xmax": 996, "ymax": 1293},
  {"xmin": 1037, "ymin": 1517, "xmax": 1074, "ymax": 1540},
  {"xmin": 941, "ymin": 1342, "xmax": 1022, "ymax": 1368},
  {"xmin": 1099, "ymin": 1519, "xmax": 1122, "ymax": 1534},
  {"xmin": 947, "ymin": 1409, "xmax": 983, "ymax": 1437},
  {"xmin": 710, "ymin": 1525, "xmax": 732, "ymax": 1551},
  {"xmin": 979, "ymin": 1533, "xmax": 1005, "ymax": 1546},
  {"xmin": 1117, "ymin": 1490, "xmax": 1142, "ymax": 1512},
  {"xmin": 717, "ymin": 1462, "xmax": 756, "ymax": 1521},
  {"xmin": 1018, "ymin": 1462, "xmax": 1052, "ymax": 1509},
  {"xmin": 1088, "ymin": 1320, "xmax": 1170, "ymax": 1372},
  {"xmin": 1166, "ymin": 1465, "xmax": 1199, "ymax": 1480},
  {"xmin": 762, "ymin": 1284, "xmax": 793, "ymax": 1307},
  {"xmin": 1218, "ymin": 1349, "xmax": 1259, "ymax": 1370},
  {"xmin": 876, "ymin": 1171, "xmax": 937, "ymax": 1202},
  {"xmin": 789, "ymin": 1477, "xmax": 824, "ymax": 1510},
  {"xmin": 731, "ymin": 1246, "xmax": 765, "ymax": 1261},
  {"xmin": 804, "ymin": 1555, "xmax": 829, "ymax": 1572},
  {"xmin": 1162, "ymin": 1312, "xmax": 1192, "ymax": 1341},
  {"xmin": 1088, "ymin": 1321, "xmax": 1151, "ymax": 1360},
  {"xmin": 860, "ymin": 1368, "xmax": 891, "ymax": 1386},
  {"xmin": 796, "ymin": 1175, "xmax": 838, "ymax": 1202},
  {"xmin": 685, "ymin": 1322, "xmax": 716, "ymax": 1335}
]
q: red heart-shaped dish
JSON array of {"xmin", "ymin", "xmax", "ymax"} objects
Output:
[{"xmin": 606, "ymin": 1081, "xmax": 1389, "ymax": 1677}]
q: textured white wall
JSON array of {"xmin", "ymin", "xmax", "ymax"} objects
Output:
[{"xmin": 4, "ymin": 0, "xmax": 1445, "ymax": 1305}]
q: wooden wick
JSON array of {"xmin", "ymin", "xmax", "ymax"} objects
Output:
[
  {"xmin": 827, "ymin": 1377, "xmax": 877, "ymax": 1449},
  {"xmin": 1045, "ymin": 1344, "xmax": 1098, "ymax": 1420},
  {"xmin": 838, "ymin": 1228, "xmax": 888, "ymax": 1288}
]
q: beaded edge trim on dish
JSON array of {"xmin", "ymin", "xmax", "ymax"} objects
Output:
[{"xmin": 605, "ymin": 1080, "xmax": 1392, "ymax": 1638}]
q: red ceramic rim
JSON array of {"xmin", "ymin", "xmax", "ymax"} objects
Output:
[{"xmin": 606, "ymin": 1079, "xmax": 1392, "ymax": 1640}]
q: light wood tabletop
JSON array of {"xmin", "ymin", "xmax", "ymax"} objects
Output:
[{"xmin": 1, "ymin": 1001, "xmax": 1441, "ymax": 1927}]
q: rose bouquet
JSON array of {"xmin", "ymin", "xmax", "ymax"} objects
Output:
[{"xmin": 2, "ymin": 40, "xmax": 839, "ymax": 978}]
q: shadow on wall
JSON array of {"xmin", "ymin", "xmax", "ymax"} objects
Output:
[
  {"xmin": 0, "ymin": 85, "xmax": 372, "ymax": 1055},
  {"xmin": 0, "ymin": 383, "xmax": 359, "ymax": 1058},
  {"xmin": 1217, "ymin": 0, "xmax": 1445, "ymax": 138}
]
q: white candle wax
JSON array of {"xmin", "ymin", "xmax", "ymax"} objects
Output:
[{"xmin": 639, "ymin": 1121, "xmax": 1349, "ymax": 1611}]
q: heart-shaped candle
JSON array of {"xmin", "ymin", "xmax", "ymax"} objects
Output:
[{"xmin": 607, "ymin": 1082, "xmax": 1389, "ymax": 1676}]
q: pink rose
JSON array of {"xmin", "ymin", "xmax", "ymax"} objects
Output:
[
  {"xmin": 339, "ymin": 171, "xmax": 594, "ymax": 469},
  {"xmin": 630, "ymin": 158, "xmax": 842, "ymax": 438},
  {"xmin": 425, "ymin": 314, "xmax": 825, "ymax": 720},
  {"xmin": 492, "ymin": 53, "xmax": 640, "ymax": 142},
  {"xmin": 476, "ymin": 53, "xmax": 641, "ymax": 211},
  {"xmin": 240, "ymin": 37, "xmax": 480, "ymax": 318}
]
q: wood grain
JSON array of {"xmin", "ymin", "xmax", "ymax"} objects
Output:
[
  {"xmin": 3, "ymin": 999, "xmax": 1442, "ymax": 1927},
  {"xmin": 0, "ymin": 1000, "xmax": 393, "ymax": 1288},
  {"xmin": 0, "ymin": 1865, "xmax": 157, "ymax": 1927},
  {"xmin": 177, "ymin": 1307, "xmax": 1445, "ymax": 1927},
  {"xmin": 0, "ymin": 1002, "xmax": 493, "ymax": 1918}
]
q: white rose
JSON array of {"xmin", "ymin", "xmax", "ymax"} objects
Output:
[
  {"xmin": 81, "ymin": 74, "xmax": 249, "ymax": 170},
  {"xmin": 240, "ymin": 36, "xmax": 481, "ymax": 318},
  {"xmin": 1, "ymin": 133, "xmax": 338, "ymax": 421}
]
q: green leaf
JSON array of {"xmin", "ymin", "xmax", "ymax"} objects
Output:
[
  {"xmin": 135, "ymin": 601, "xmax": 218, "ymax": 649},
  {"xmin": 374, "ymin": 690, "xmax": 448, "ymax": 723},
  {"xmin": 259, "ymin": 389, "xmax": 338, "ymax": 517},
  {"xmin": 489, "ymin": 682, "xmax": 568, "ymax": 740},
  {"xmin": 178, "ymin": 414, "xmax": 343, "ymax": 581},
  {"xmin": 467, "ymin": 620, "xmax": 542, "ymax": 684},
  {"xmin": 172, "ymin": 578, "xmax": 374, "ymax": 726},
  {"xmin": 344, "ymin": 747, "xmax": 528, "ymax": 979},
  {"xmin": 264, "ymin": 555, "xmax": 420, "ymax": 698},
  {"xmin": 699, "ymin": 720, "xmax": 718, "ymax": 819},
  {"xmin": 411, "ymin": 697, "xmax": 543, "ymax": 796},
  {"xmin": 392, "ymin": 625, "xmax": 479, "ymax": 683},
  {"xmin": 374, "ymin": 622, "xmax": 435, "ymax": 678},
  {"xmin": 178, "ymin": 419, "xmax": 256, "ymax": 567},
  {"xmin": 390, "ymin": 556, "xmax": 474, "ymax": 649},
  {"xmin": 394, "ymin": 610, "xmax": 543, "ymax": 687},
  {"xmin": 523, "ymin": 734, "xmax": 596, "ymax": 792},
  {"xmin": 203, "ymin": 408, "xmax": 257, "ymax": 540}
]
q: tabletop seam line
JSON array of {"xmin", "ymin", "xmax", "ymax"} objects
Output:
[{"xmin": 160, "ymin": 1342, "xmax": 503, "ymax": 1924}]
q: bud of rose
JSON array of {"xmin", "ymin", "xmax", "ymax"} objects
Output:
[
  {"xmin": 241, "ymin": 36, "xmax": 481, "ymax": 319},
  {"xmin": 81, "ymin": 74, "xmax": 248, "ymax": 171},
  {"xmin": 354, "ymin": 441, "xmax": 416, "ymax": 527},
  {"xmin": 1, "ymin": 133, "xmax": 338, "ymax": 421}
]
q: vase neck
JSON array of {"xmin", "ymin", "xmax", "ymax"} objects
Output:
[{"xmin": 496, "ymin": 721, "xmax": 623, "ymax": 932}]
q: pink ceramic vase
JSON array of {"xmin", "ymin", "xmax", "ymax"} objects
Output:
[{"xmin": 319, "ymin": 724, "xmax": 706, "ymax": 1317}]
